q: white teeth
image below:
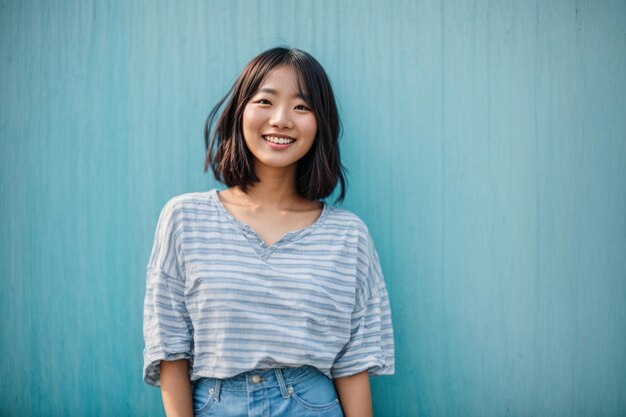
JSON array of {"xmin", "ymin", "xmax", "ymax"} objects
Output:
[{"xmin": 264, "ymin": 136, "xmax": 295, "ymax": 145}]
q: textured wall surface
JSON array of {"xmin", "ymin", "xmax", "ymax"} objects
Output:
[{"xmin": 1, "ymin": 1, "xmax": 625, "ymax": 416}]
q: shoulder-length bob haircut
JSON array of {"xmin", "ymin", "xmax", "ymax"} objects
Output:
[{"xmin": 204, "ymin": 46, "xmax": 347, "ymax": 203}]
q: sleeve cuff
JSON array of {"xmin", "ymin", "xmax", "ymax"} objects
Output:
[
  {"xmin": 330, "ymin": 358, "xmax": 395, "ymax": 379},
  {"xmin": 143, "ymin": 349, "xmax": 192, "ymax": 387}
]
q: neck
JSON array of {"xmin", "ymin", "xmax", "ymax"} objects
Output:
[{"xmin": 234, "ymin": 161, "xmax": 304, "ymax": 210}]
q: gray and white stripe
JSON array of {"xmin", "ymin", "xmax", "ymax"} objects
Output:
[{"xmin": 143, "ymin": 188, "xmax": 395, "ymax": 386}]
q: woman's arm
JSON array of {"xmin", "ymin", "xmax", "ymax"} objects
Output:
[
  {"xmin": 332, "ymin": 370, "xmax": 373, "ymax": 417},
  {"xmin": 160, "ymin": 359, "xmax": 193, "ymax": 417}
]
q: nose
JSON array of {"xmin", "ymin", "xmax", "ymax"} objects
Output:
[{"xmin": 269, "ymin": 105, "xmax": 293, "ymax": 129}]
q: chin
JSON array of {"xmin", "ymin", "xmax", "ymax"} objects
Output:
[{"xmin": 253, "ymin": 154, "xmax": 300, "ymax": 168}]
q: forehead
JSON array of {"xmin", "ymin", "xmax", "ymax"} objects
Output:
[{"xmin": 256, "ymin": 65, "xmax": 308, "ymax": 96}]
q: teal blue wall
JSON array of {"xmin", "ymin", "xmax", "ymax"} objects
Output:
[{"xmin": 1, "ymin": 1, "xmax": 625, "ymax": 416}]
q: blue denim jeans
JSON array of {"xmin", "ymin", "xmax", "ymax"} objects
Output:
[{"xmin": 192, "ymin": 365, "xmax": 345, "ymax": 417}]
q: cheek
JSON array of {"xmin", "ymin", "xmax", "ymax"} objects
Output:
[
  {"xmin": 242, "ymin": 107, "xmax": 262, "ymax": 133},
  {"xmin": 303, "ymin": 115, "xmax": 318, "ymax": 138}
]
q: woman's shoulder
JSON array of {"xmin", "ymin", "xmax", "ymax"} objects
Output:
[
  {"xmin": 157, "ymin": 189, "xmax": 219, "ymax": 219},
  {"xmin": 164, "ymin": 189, "xmax": 214, "ymax": 205},
  {"xmin": 323, "ymin": 204, "xmax": 372, "ymax": 238}
]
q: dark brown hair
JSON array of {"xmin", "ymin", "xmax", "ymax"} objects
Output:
[{"xmin": 204, "ymin": 46, "xmax": 347, "ymax": 203}]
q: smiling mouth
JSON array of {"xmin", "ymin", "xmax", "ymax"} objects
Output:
[{"xmin": 262, "ymin": 135, "xmax": 296, "ymax": 145}]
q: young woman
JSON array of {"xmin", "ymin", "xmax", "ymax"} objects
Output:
[{"xmin": 143, "ymin": 47, "xmax": 395, "ymax": 417}]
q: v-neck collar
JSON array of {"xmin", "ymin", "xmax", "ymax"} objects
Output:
[{"xmin": 208, "ymin": 188, "xmax": 330, "ymax": 259}]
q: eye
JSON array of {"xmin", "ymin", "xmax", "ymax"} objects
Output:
[
  {"xmin": 295, "ymin": 104, "xmax": 311, "ymax": 111},
  {"xmin": 257, "ymin": 99, "xmax": 271, "ymax": 105}
]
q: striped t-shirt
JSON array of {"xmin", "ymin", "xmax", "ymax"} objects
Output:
[{"xmin": 142, "ymin": 188, "xmax": 395, "ymax": 386}]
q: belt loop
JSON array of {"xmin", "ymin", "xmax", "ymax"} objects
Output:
[
  {"xmin": 274, "ymin": 368, "xmax": 292, "ymax": 398},
  {"xmin": 212, "ymin": 378, "xmax": 222, "ymax": 402}
]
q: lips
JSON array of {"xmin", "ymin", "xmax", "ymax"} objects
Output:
[
  {"xmin": 262, "ymin": 136, "xmax": 296, "ymax": 149},
  {"xmin": 262, "ymin": 133, "xmax": 296, "ymax": 140},
  {"xmin": 262, "ymin": 135, "xmax": 296, "ymax": 145}
]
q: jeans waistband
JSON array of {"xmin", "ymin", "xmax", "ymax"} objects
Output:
[{"xmin": 193, "ymin": 365, "xmax": 322, "ymax": 400}]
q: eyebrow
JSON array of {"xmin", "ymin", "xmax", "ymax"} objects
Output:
[{"xmin": 257, "ymin": 88, "xmax": 307, "ymax": 100}]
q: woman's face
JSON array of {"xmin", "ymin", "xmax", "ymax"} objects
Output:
[{"xmin": 242, "ymin": 65, "xmax": 318, "ymax": 172}]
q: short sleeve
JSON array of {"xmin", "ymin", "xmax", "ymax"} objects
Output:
[
  {"xmin": 142, "ymin": 198, "xmax": 193, "ymax": 387},
  {"xmin": 330, "ymin": 225, "xmax": 395, "ymax": 378}
]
